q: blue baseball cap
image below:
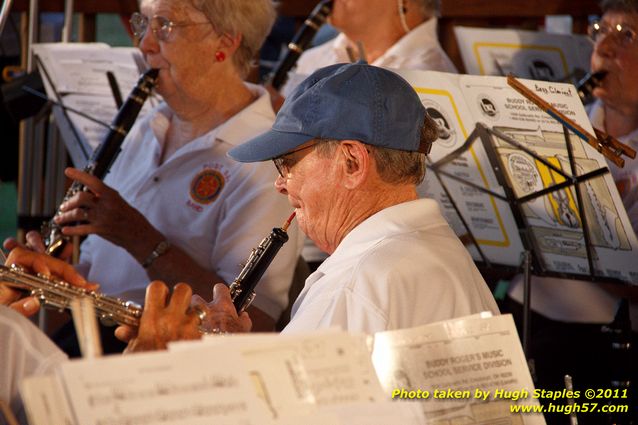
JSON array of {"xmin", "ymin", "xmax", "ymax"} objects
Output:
[{"xmin": 228, "ymin": 62, "xmax": 429, "ymax": 162}]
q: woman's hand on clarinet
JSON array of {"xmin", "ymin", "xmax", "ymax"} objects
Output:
[
  {"xmin": 0, "ymin": 247, "xmax": 98, "ymax": 317},
  {"xmin": 55, "ymin": 168, "xmax": 156, "ymax": 250},
  {"xmin": 116, "ymin": 282, "xmax": 252, "ymax": 352}
]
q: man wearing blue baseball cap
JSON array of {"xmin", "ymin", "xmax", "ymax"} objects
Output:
[
  {"xmin": 1, "ymin": 63, "xmax": 498, "ymax": 353},
  {"xmin": 219, "ymin": 61, "xmax": 499, "ymax": 335}
]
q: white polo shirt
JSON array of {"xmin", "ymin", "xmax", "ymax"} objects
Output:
[
  {"xmin": 78, "ymin": 85, "xmax": 300, "ymax": 319},
  {"xmin": 283, "ymin": 18, "xmax": 457, "ymax": 98},
  {"xmin": 282, "ymin": 199, "xmax": 499, "ymax": 335},
  {"xmin": 295, "ymin": 17, "xmax": 457, "ymax": 80}
]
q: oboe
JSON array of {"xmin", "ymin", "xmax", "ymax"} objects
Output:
[
  {"xmin": 2, "ymin": 214, "xmax": 295, "ymax": 328},
  {"xmin": 268, "ymin": 0, "xmax": 333, "ymax": 90},
  {"xmin": 230, "ymin": 212, "xmax": 295, "ymax": 312},
  {"xmin": 42, "ymin": 68, "xmax": 159, "ymax": 257}
]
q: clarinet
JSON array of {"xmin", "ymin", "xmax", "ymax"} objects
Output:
[
  {"xmin": 2, "ymin": 214, "xmax": 295, "ymax": 328},
  {"xmin": 229, "ymin": 212, "xmax": 295, "ymax": 312},
  {"xmin": 269, "ymin": 0, "xmax": 333, "ymax": 90},
  {"xmin": 42, "ymin": 68, "xmax": 159, "ymax": 257},
  {"xmin": 576, "ymin": 70, "xmax": 606, "ymax": 104}
]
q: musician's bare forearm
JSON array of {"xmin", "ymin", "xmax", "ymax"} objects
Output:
[
  {"xmin": 142, "ymin": 245, "xmax": 222, "ymax": 300},
  {"xmin": 125, "ymin": 226, "xmax": 278, "ymax": 331}
]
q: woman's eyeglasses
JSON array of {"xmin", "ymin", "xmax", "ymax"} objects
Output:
[
  {"xmin": 129, "ymin": 12, "xmax": 211, "ymax": 42},
  {"xmin": 588, "ymin": 20, "xmax": 638, "ymax": 47}
]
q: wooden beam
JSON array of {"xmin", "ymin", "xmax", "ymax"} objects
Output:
[
  {"xmin": 12, "ymin": 0, "xmax": 138, "ymax": 14},
  {"xmin": 440, "ymin": 0, "xmax": 600, "ymax": 18}
]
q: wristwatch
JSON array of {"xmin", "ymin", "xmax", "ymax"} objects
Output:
[{"xmin": 142, "ymin": 240, "xmax": 171, "ymax": 268}]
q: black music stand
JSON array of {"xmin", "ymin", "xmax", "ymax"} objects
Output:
[{"xmin": 426, "ymin": 121, "xmax": 622, "ymax": 364}]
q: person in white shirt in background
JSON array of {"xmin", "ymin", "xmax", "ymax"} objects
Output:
[{"xmin": 288, "ymin": 0, "xmax": 457, "ymax": 95}]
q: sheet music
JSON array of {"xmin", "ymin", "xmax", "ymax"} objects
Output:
[
  {"xmin": 316, "ymin": 401, "xmax": 426, "ymax": 425},
  {"xmin": 57, "ymin": 345, "xmax": 267, "ymax": 425},
  {"xmin": 18, "ymin": 320, "xmax": 559, "ymax": 424},
  {"xmin": 20, "ymin": 374, "xmax": 75, "ymax": 425},
  {"xmin": 171, "ymin": 331, "xmax": 386, "ymax": 419},
  {"xmin": 269, "ymin": 401, "xmax": 425, "ymax": 425},
  {"xmin": 454, "ymin": 26, "xmax": 593, "ymax": 81},
  {"xmin": 372, "ymin": 314, "xmax": 545, "ymax": 425},
  {"xmin": 31, "ymin": 43, "xmax": 158, "ymax": 166}
]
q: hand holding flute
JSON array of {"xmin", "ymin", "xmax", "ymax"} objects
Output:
[{"xmin": 1, "ymin": 214, "xmax": 295, "ymax": 351}]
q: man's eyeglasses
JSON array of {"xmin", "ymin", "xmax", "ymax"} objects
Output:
[
  {"xmin": 129, "ymin": 12, "xmax": 211, "ymax": 42},
  {"xmin": 588, "ymin": 20, "xmax": 638, "ymax": 47},
  {"xmin": 272, "ymin": 142, "xmax": 319, "ymax": 178}
]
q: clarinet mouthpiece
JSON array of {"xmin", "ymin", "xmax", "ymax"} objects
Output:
[{"xmin": 576, "ymin": 70, "xmax": 607, "ymax": 103}]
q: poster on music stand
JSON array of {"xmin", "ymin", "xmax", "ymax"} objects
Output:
[
  {"xmin": 454, "ymin": 26, "xmax": 593, "ymax": 82},
  {"xmin": 31, "ymin": 43, "xmax": 157, "ymax": 167},
  {"xmin": 393, "ymin": 69, "xmax": 638, "ymax": 283}
]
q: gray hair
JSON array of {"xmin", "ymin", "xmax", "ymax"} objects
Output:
[
  {"xmin": 600, "ymin": 0, "xmax": 638, "ymax": 13},
  {"xmin": 314, "ymin": 114, "xmax": 438, "ymax": 186},
  {"xmin": 192, "ymin": 0, "xmax": 276, "ymax": 77}
]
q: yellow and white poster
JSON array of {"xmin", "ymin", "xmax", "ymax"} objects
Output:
[{"xmin": 395, "ymin": 69, "xmax": 638, "ymax": 283}]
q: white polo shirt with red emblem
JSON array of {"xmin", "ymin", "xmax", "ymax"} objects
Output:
[{"xmin": 77, "ymin": 85, "xmax": 300, "ymax": 319}]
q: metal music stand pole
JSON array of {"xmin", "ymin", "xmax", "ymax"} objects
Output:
[{"xmin": 0, "ymin": 0, "xmax": 15, "ymax": 34}]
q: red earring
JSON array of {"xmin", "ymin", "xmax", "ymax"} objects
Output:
[{"xmin": 215, "ymin": 51, "xmax": 226, "ymax": 62}]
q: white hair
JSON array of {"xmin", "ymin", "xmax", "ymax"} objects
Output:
[{"xmin": 192, "ymin": 0, "xmax": 276, "ymax": 77}]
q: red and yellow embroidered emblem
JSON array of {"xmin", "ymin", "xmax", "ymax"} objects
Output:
[{"xmin": 190, "ymin": 169, "xmax": 224, "ymax": 205}]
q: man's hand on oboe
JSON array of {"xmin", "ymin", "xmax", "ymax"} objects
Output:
[
  {"xmin": 196, "ymin": 283, "xmax": 252, "ymax": 334},
  {"xmin": 116, "ymin": 282, "xmax": 252, "ymax": 352}
]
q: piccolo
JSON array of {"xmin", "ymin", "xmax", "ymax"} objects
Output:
[
  {"xmin": 268, "ymin": 0, "xmax": 333, "ymax": 90},
  {"xmin": 507, "ymin": 74, "xmax": 636, "ymax": 168},
  {"xmin": 1, "ymin": 214, "xmax": 295, "ymax": 328}
]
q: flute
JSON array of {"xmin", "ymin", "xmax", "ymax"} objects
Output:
[
  {"xmin": 0, "ymin": 263, "xmax": 143, "ymax": 327},
  {"xmin": 42, "ymin": 68, "xmax": 159, "ymax": 257},
  {"xmin": 1, "ymin": 214, "xmax": 295, "ymax": 328},
  {"xmin": 268, "ymin": 0, "xmax": 333, "ymax": 90}
]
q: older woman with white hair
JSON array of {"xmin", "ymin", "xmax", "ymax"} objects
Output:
[{"xmin": 6, "ymin": 0, "xmax": 300, "ymax": 341}]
